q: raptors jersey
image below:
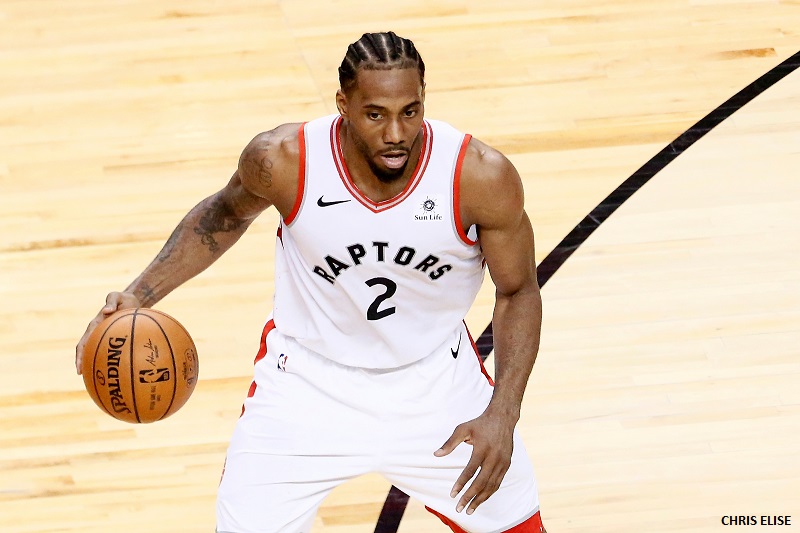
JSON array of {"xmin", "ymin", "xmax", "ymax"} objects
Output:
[{"xmin": 271, "ymin": 114, "xmax": 485, "ymax": 368}]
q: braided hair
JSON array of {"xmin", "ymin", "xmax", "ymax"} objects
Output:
[{"xmin": 338, "ymin": 32, "xmax": 425, "ymax": 93}]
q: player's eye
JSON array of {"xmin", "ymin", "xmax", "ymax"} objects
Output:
[
  {"xmin": 404, "ymin": 109, "xmax": 417, "ymax": 118},
  {"xmin": 368, "ymin": 112, "xmax": 382, "ymax": 120}
]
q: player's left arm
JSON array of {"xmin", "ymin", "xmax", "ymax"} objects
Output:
[{"xmin": 435, "ymin": 137, "xmax": 542, "ymax": 515}]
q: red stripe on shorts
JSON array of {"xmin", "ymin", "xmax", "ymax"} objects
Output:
[
  {"xmin": 425, "ymin": 506, "xmax": 544, "ymax": 532},
  {"xmin": 240, "ymin": 319, "xmax": 276, "ymax": 415}
]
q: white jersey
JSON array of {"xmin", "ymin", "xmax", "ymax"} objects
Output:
[{"xmin": 271, "ymin": 114, "xmax": 485, "ymax": 368}]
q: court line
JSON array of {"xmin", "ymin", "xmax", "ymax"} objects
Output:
[{"xmin": 374, "ymin": 49, "xmax": 800, "ymax": 532}]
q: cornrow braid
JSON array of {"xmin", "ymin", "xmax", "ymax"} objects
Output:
[{"xmin": 338, "ymin": 31, "xmax": 425, "ymax": 93}]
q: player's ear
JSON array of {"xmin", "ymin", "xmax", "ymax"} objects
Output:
[{"xmin": 336, "ymin": 89, "xmax": 348, "ymax": 117}]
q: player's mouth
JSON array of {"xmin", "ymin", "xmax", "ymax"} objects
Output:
[{"xmin": 379, "ymin": 150, "xmax": 409, "ymax": 169}]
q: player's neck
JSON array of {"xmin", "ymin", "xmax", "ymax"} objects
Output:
[{"xmin": 340, "ymin": 125, "xmax": 424, "ymax": 203}]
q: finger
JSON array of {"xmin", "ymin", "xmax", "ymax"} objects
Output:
[
  {"xmin": 460, "ymin": 458, "xmax": 510, "ymax": 515},
  {"xmin": 462, "ymin": 471, "xmax": 502, "ymax": 515},
  {"xmin": 103, "ymin": 292, "xmax": 122, "ymax": 313},
  {"xmin": 76, "ymin": 337, "xmax": 86, "ymax": 374},
  {"xmin": 75, "ymin": 316, "xmax": 100, "ymax": 374},
  {"xmin": 77, "ymin": 292, "xmax": 123, "ymax": 375},
  {"xmin": 456, "ymin": 465, "xmax": 486, "ymax": 512},
  {"xmin": 75, "ymin": 343, "xmax": 83, "ymax": 375},
  {"xmin": 464, "ymin": 482, "xmax": 497, "ymax": 515},
  {"xmin": 451, "ymin": 452, "xmax": 483, "ymax": 500},
  {"xmin": 434, "ymin": 424, "xmax": 469, "ymax": 457}
]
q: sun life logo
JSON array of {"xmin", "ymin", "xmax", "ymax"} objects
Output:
[{"xmin": 415, "ymin": 196, "xmax": 443, "ymax": 221}]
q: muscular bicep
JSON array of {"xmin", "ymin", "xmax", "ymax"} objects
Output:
[
  {"xmin": 480, "ymin": 210, "xmax": 538, "ymax": 297},
  {"xmin": 461, "ymin": 140, "xmax": 538, "ymax": 296}
]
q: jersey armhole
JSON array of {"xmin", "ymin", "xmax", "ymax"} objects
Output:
[
  {"xmin": 453, "ymin": 134, "xmax": 478, "ymax": 246},
  {"xmin": 283, "ymin": 122, "xmax": 308, "ymax": 226}
]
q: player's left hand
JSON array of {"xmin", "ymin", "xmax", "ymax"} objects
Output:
[{"xmin": 434, "ymin": 407, "xmax": 516, "ymax": 514}]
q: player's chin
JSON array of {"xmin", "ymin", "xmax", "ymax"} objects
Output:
[{"xmin": 372, "ymin": 159, "xmax": 407, "ymax": 183}]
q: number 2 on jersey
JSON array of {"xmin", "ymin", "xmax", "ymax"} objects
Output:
[{"xmin": 365, "ymin": 277, "xmax": 396, "ymax": 320}]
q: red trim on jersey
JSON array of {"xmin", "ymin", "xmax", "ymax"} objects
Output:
[
  {"xmin": 283, "ymin": 123, "xmax": 307, "ymax": 225},
  {"xmin": 425, "ymin": 507, "xmax": 544, "ymax": 532},
  {"xmin": 453, "ymin": 134, "xmax": 477, "ymax": 246},
  {"xmin": 465, "ymin": 321, "xmax": 494, "ymax": 386},
  {"xmin": 330, "ymin": 115, "xmax": 432, "ymax": 212},
  {"xmin": 240, "ymin": 319, "xmax": 276, "ymax": 416}
]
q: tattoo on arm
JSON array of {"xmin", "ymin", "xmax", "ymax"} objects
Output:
[
  {"xmin": 194, "ymin": 196, "xmax": 245, "ymax": 253},
  {"xmin": 240, "ymin": 132, "xmax": 275, "ymax": 188},
  {"xmin": 138, "ymin": 282, "xmax": 157, "ymax": 306},
  {"xmin": 157, "ymin": 225, "xmax": 183, "ymax": 263}
]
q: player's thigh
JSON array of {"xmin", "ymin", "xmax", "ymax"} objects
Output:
[
  {"xmin": 217, "ymin": 327, "xmax": 373, "ymax": 532},
  {"xmin": 385, "ymin": 429, "xmax": 540, "ymax": 533},
  {"xmin": 382, "ymin": 335, "xmax": 541, "ymax": 531},
  {"xmin": 217, "ymin": 450, "xmax": 340, "ymax": 533}
]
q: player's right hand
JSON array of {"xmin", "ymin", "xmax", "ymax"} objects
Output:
[{"xmin": 75, "ymin": 291, "xmax": 141, "ymax": 375}]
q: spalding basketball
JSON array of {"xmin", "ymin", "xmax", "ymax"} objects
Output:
[{"xmin": 81, "ymin": 308, "xmax": 199, "ymax": 423}]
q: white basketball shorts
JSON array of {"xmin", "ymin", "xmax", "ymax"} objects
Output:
[{"xmin": 216, "ymin": 318, "xmax": 540, "ymax": 533}]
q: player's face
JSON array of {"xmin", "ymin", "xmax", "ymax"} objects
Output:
[{"xmin": 337, "ymin": 68, "xmax": 425, "ymax": 183}]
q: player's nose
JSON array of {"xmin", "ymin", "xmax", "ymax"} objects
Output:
[{"xmin": 382, "ymin": 118, "xmax": 403, "ymax": 145}]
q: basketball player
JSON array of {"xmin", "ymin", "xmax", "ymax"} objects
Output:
[{"xmin": 76, "ymin": 32, "xmax": 546, "ymax": 533}]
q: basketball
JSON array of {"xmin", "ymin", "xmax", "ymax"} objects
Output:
[{"xmin": 81, "ymin": 308, "xmax": 199, "ymax": 423}]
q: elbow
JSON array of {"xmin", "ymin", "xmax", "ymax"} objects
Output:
[{"xmin": 496, "ymin": 275, "xmax": 541, "ymax": 306}]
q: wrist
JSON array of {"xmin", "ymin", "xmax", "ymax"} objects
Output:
[
  {"xmin": 123, "ymin": 283, "xmax": 152, "ymax": 307},
  {"xmin": 486, "ymin": 395, "xmax": 521, "ymax": 423}
]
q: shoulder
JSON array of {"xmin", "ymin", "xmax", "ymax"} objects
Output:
[
  {"xmin": 243, "ymin": 123, "xmax": 303, "ymax": 153},
  {"xmin": 459, "ymin": 137, "xmax": 525, "ymax": 230},
  {"xmin": 238, "ymin": 123, "xmax": 303, "ymax": 205},
  {"xmin": 239, "ymin": 123, "xmax": 303, "ymax": 181}
]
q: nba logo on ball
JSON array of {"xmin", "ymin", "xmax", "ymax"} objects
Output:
[
  {"xmin": 81, "ymin": 308, "xmax": 199, "ymax": 423},
  {"xmin": 139, "ymin": 368, "xmax": 171, "ymax": 383}
]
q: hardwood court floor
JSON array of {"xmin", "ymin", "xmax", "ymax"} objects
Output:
[{"xmin": 1, "ymin": 1, "xmax": 799, "ymax": 532}]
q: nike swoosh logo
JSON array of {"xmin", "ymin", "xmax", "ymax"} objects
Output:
[
  {"xmin": 317, "ymin": 196, "xmax": 351, "ymax": 207},
  {"xmin": 451, "ymin": 332, "xmax": 462, "ymax": 358}
]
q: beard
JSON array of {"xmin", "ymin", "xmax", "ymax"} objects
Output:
[{"xmin": 367, "ymin": 154, "xmax": 409, "ymax": 183}]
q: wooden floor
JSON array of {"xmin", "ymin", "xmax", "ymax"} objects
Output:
[{"xmin": 1, "ymin": 1, "xmax": 799, "ymax": 531}]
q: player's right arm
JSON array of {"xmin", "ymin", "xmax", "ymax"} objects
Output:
[{"xmin": 75, "ymin": 123, "xmax": 302, "ymax": 373}]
